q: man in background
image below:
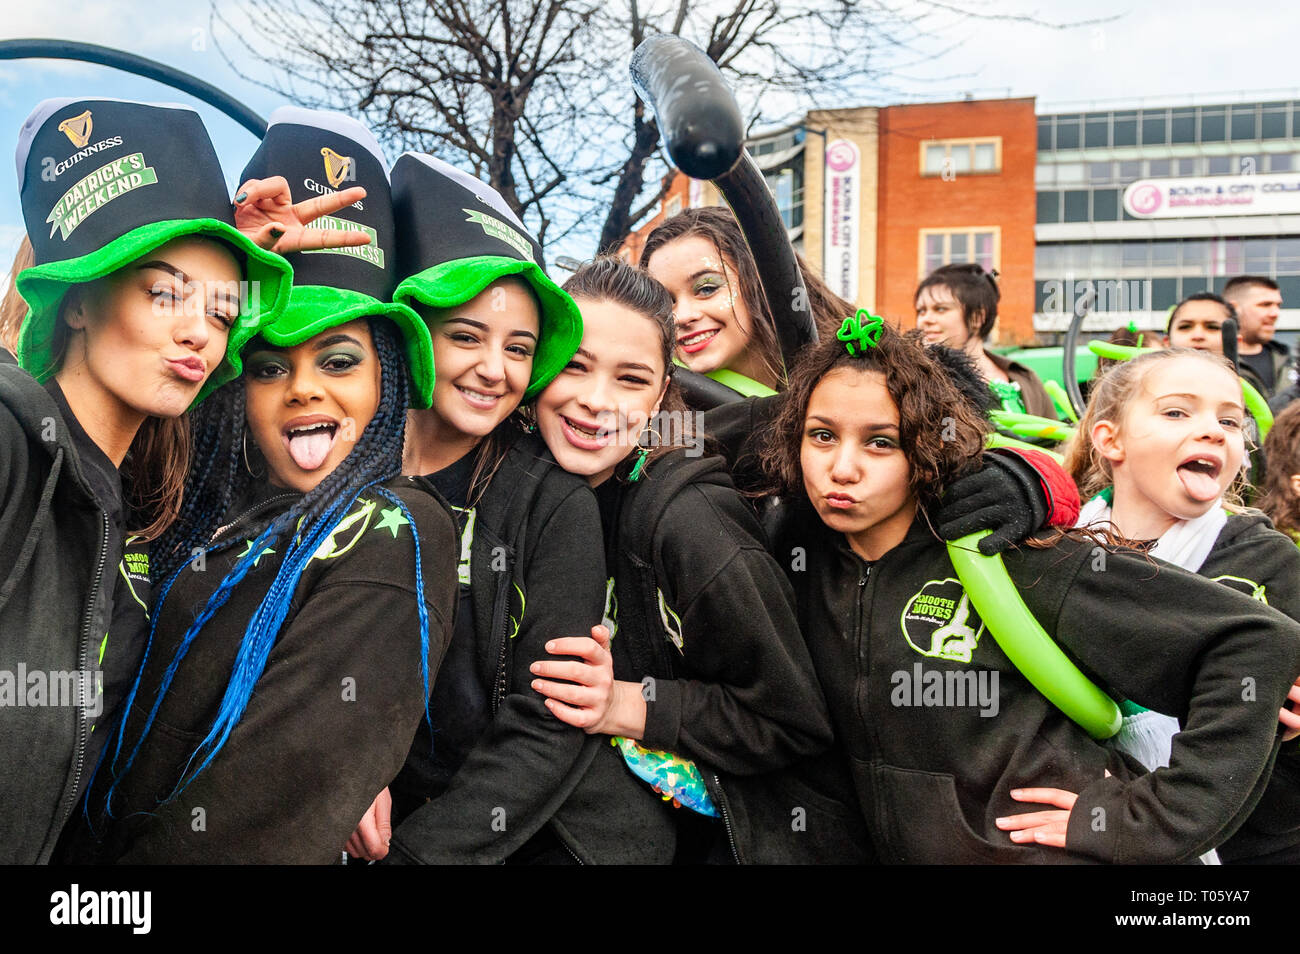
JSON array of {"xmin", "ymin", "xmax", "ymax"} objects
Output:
[{"xmin": 1224, "ymin": 275, "xmax": 1290, "ymax": 397}]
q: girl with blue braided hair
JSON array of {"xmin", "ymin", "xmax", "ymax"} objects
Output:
[{"xmin": 69, "ymin": 109, "xmax": 458, "ymax": 864}]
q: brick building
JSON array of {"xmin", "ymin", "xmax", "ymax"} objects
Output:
[{"xmin": 618, "ymin": 93, "xmax": 1300, "ymax": 345}]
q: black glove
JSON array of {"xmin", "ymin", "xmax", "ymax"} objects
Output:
[{"xmin": 934, "ymin": 451, "xmax": 1049, "ymax": 555}]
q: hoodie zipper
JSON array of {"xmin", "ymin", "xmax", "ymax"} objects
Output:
[
  {"xmin": 55, "ymin": 510, "xmax": 108, "ymax": 837},
  {"xmin": 212, "ymin": 493, "xmax": 299, "ymax": 542},
  {"xmin": 854, "ymin": 561, "xmax": 872, "ymax": 737},
  {"xmin": 489, "ymin": 570, "xmax": 512, "ymax": 716},
  {"xmin": 711, "ymin": 773, "xmax": 742, "ymax": 864}
]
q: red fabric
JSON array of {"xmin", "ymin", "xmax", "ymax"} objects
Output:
[{"xmin": 1002, "ymin": 447, "xmax": 1081, "ymax": 528}]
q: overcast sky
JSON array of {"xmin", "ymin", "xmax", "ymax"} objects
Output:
[{"xmin": 2, "ymin": 0, "xmax": 1298, "ymax": 263}]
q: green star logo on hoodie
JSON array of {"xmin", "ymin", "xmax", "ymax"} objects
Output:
[{"xmin": 900, "ymin": 578, "xmax": 985, "ymax": 663}]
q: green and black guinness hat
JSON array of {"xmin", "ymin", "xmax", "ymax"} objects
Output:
[
  {"xmin": 15, "ymin": 97, "xmax": 293, "ymax": 398},
  {"xmin": 391, "ymin": 153, "xmax": 582, "ymax": 400},
  {"xmin": 239, "ymin": 107, "xmax": 434, "ymax": 407}
]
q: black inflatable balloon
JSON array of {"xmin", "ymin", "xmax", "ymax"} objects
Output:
[
  {"xmin": 1061, "ymin": 287, "xmax": 1094, "ymax": 420},
  {"xmin": 1221, "ymin": 317, "xmax": 1240, "ymax": 371},
  {"xmin": 630, "ymin": 35, "xmax": 744, "ymax": 180},
  {"xmin": 631, "ymin": 34, "xmax": 817, "ymax": 384},
  {"xmin": 674, "ymin": 367, "xmax": 756, "ymax": 410}
]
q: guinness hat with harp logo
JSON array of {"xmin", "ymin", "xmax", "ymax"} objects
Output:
[
  {"xmin": 239, "ymin": 107, "xmax": 434, "ymax": 406},
  {"xmin": 391, "ymin": 153, "xmax": 582, "ymax": 400},
  {"xmin": 14, "ymin": 97, "xmax": 293, "ymax": 399}
]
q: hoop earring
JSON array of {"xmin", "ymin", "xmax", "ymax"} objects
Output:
[
  {"xmin": 628, "ymin": 422, "xmax": 661, "ymax": 483},
  {"xmin": 242, "ymin": 429, "xmax": 264, "ymax": 479}
]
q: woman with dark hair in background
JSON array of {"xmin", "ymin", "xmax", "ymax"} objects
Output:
[
  {"xmin": 640, "ymin": 207, "xmax": 786, "ymax": 393},
  {"xmin": 915, "ymin": 262, "xmax": 1057, "ymax": 419}
]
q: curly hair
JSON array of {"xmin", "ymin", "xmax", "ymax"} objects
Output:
[
  {"xmin": 1261, "ymin": 402, "xmax": 1300, "ymax": 539},
  {"xmin": 1064, "ymin": 348, "xmax": 1249, "ymax": 504},
  {"xmin": 758, "ymin": 322, "xmax": 988, "ymax": 512}
]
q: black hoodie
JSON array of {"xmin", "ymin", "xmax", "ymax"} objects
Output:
[
  {"xmin": 779, "ymin": 510, "xmax": 1300, "ymax": 864},
  {"xmin": 556, "ymin": 449, "xmax": 833, "ymax": 863},
  {"xmin": 1197, "ymin": 512, "xmax": 1300, "ymax": 863},
  {"xmin": 84, "ymin": 477, "xmax": 457, "ymax": 864},
  {"xmin": 387, "ymin": 433, "xmax": 610, "ymax": 864},
  {"xmin": 0, "ymin": 363, "xmax": 117, "ymax": 863}
]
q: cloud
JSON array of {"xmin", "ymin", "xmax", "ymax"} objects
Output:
[{"xmin": 0, "ymin": 0, "xmax": 215, "ymax": 57}]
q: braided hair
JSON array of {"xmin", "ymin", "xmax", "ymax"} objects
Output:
[{"xmin": 98, "ymin": 316, "xmax": 430, "ymax": 813}]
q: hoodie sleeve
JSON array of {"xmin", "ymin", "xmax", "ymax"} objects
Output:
[
  {"xmin": 1213, "ymin": 519, "xmax": 1300, "ymax": 855},
  {"xmin": 1006, "ymin": 540, "xmax": 1300, "ymax": 864},
  {"xmin": 387, "ymin": 481, "xmax": 606, "ymax": 864},
  {"xmin": 638, "ymin": 482, "xmax": 833, "ymax": 775}
]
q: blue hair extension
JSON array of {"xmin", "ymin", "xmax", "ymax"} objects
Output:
[
  {"xmin": 173, "ymin": 487, "xmax": 378, "ymax": 792},
  {"xmin": 374, "ymin": 485, "xmax": 432, "ymax": 726},
  {"xmin": 98, "ymin": 523, "xmax": 282, "ymax": 818}
]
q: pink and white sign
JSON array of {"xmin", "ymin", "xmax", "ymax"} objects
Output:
[
  {"xmin": 824, "ymin": 139, "xmax": 860, "ymax": 301},
  {"xmin": 1123, "ymin": 173, "xmax": 1300, "ymax": 218}
]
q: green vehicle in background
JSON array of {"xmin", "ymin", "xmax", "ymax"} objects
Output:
[{"xmin": 996, "ymin": 345, "xmax": 1098, "ymax": 390}]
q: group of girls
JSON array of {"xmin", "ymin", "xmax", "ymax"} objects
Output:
[{"xmin": 4, "ymin": 96, "xmax": 1300, "ymax": 866}]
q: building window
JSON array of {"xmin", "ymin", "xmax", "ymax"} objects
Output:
[
  {"xmin": 920, "ymin": 138, "xmax": 1002, "ymax": 176},
  {"xmin": 764, "ymin": 164, "xmax": 803, "ymax": 231},
  {"xmin": 1036, "ymin": 191, "xmax": 1060, "ymax": 224},
  {"xmin": 1112, "ymin": 111, "xmax": 1138, "ymax": 147},
  {"xmin": 1261, "ymin": 104, "xmax": 1289, "ymax": 139},
  {"xmin": 1140, "ymin": 110, "xmax": 1168, "ymax": 146},
  {"xmin": 1230, "ymin": 104, "xmax": 1259, "ymax": 141},
  {"xmin": 1038, "ymin": 118, "xmax": 1053, "ymax": 150},
  {"xmin": 1200, "ymin": 109, "xmax": 1226, "ymax": 142},
  {"xmin": 1092, "ymin": 189, "xmax": 1120, "ymax": 221},
  {"xmin": 1170, "ymin": 109, "xmax": 1196, "ymax": 144},
  {"xmin": 1085, "ymin": 116, "xmax": 1109, "ymax": 148},
  {"xmin": 919, "ymin": 228, "xmax": 999, "ymax": 277},
  {"xmin": 1063, "ymin": 190, "xmax": 1089, "ymax": 223},
  {"xmin": 1055, "ymin": 116, "xmax": 1081, "ymax": 150}
]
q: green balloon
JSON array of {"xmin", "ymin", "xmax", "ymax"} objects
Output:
[{"xmin": 946, "ymin": 531, "xmax": 1121, "ymax": 740}]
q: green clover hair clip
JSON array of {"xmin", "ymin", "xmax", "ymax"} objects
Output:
[{"xmin": 837, "ymin": 308, "xmax": 884, "ymax": 356}]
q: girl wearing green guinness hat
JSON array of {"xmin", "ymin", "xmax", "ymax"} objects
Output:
[
  {"xmin": 74, "ymin": 108, "xmax": 458, "ymax": 864},
  {"xmin": 0, "ymin": 97, "xmax": 292, "ymax": 864},
  {"xmin": 344, "ymin": 153, "xmax": 608, "ymax": 864}
]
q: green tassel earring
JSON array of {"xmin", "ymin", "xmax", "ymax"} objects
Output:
[{"xmin": 628, "ymin": 448, "xmax": 649, "ymax": 482}]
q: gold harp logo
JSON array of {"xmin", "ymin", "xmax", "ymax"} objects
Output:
[
  {"xmin": 321, "ymin": 147, "xmax": 353, "ymax": 189},
  {"xmin": 58, "ymin": 110, "xmax": 93, "ymax": 149}
]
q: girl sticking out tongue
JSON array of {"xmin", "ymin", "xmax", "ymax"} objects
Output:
[{"xmin": 1065, "ymin": 347, "xmax": 1300, "ymax": 863}]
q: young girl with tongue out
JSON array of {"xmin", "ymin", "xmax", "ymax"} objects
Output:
[{"xmin": 1065, "ymin": 347, "xmax": 1300, "ymax": 862}]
